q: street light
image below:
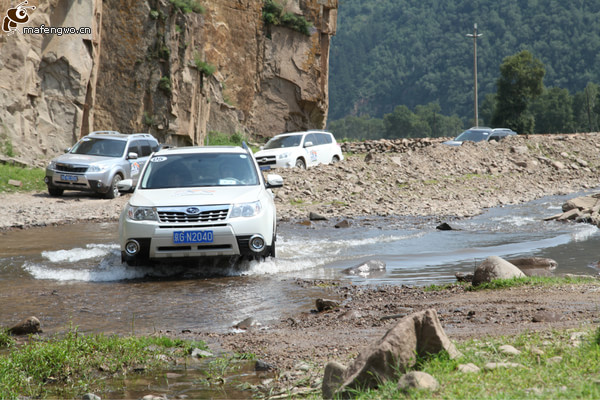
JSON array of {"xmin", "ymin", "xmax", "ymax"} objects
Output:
[{"xmin": 466, "ymin": 23, "xmax": 482, "ymax": 127}]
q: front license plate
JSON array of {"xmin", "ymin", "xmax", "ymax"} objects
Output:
[
  {"xmin": 60, "ymin": 174, "xmax": 78, "ymax": 182},
  {"xmin": 173, "ymin": 230, "xmax": 214, "ymax": 244}
]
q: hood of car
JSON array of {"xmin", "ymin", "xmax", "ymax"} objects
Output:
[
  {"xmin": 442, "ymin": 140, "xmax": 462, "ymax": 146},
  {"xmin": 255, "ymin": 147, "xmax": 300, "ymax": 158},
  {"xmin": 52, "ymin": 153, "xmax": 116, "ymax": 165},
  {"xmin": 130, "ymin": 185, "xmax": 264, "ymax": 207}
]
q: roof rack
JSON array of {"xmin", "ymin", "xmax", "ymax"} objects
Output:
[{"xmin": 89, "ymin": 130, "xmax": 121, "ymax": 136}]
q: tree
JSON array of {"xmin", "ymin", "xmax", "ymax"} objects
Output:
[
  {"xmin": 383, "ymin": 105, "xmax": 430, "ymax": 138},
  {"xmin": 328, "ymin": 115, "xmax": 384, "ymax": 140},
  {"xmin": 530, "ymin": 87, "xmax": 573, "ymax": 133},
  {"xmin": 572, "ymin": 82, "xmax": 599, "ymax": 132},
  {"xmin": 491, "ymin": 50, "xmax": 545, "ymax": 134}
]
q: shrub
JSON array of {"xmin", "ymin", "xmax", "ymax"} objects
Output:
[
  {"xmin": 169, "ymin": 0, "xmax": 205, "ymax": 14},
  {"xmin": 158, "ymin": 76, "xmax": 172, "ymax": 94},
  {"xmin": 262, "ymin": 0, "xmax": 312, "ymax": 36},
  {"xmin": 193, "ymin": 54, "xmax": 216, "ymax": 76}
]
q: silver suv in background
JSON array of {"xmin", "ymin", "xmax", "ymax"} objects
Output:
[
  {"xmin": 443, "ymin": 127, "xmax": 517, "ymax": 146},
  {"xmin": 44, "ymin": 131, "xmax": 160, "ymax": 198}
]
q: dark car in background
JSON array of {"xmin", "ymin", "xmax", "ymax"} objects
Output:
[{"xmin": 443, "ymin": 127, "xmax": 517, "ymax": 146}]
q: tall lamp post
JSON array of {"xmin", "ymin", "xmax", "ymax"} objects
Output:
[{"xmin": 466, "ymin": 23, "xmax": 482, "ymax": 127}]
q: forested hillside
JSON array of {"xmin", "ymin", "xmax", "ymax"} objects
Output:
[{"xmin": 328, "ymin": 0, "xmax": 600, "ymax": 132}]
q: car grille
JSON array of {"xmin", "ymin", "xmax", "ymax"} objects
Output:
[
  {"xmin": 256, "ymin": 155, "xmax": 276, "ymax": 166},
  {"xmin": 157, "ymin": 206, "xmax": 229, "ymax": 223},
  {"xmin": 55, "ymin": 163, "xmax": 88, "ymax": 173}
]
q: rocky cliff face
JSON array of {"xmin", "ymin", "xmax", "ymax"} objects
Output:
[{"xmin": 0, "ymin": 0, "xmax": 337, "ymax": 164}]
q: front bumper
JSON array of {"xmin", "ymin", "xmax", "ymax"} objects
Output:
[
  {"xmin": 120, "ymin": 216, "xmax": 274, "ymax": 262},
  {"xmin": 45, "ymin": 169, "xmax": 112, "ymax": 193}
]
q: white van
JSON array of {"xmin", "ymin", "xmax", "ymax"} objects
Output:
[{"xmin": 254, "ymin": 130, "xmax": 344, "ymax": 169}]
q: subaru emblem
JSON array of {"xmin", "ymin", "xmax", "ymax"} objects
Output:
[{"xmin": 186, "ymin": 207, "xmax": 200, "ymax": 215}]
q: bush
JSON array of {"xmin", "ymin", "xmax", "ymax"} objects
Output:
[
  {"xmin": 158, "ymin": 76, "xmax": 172, "ymax": 94},
  {"xmin": 169, "ymin": 0, "xmax": 204, "ymax": 14},
  {"xmin": 262, "ymin": 0, "xmax": 312, "ymax": 36}
]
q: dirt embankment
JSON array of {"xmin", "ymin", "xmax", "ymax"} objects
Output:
[{"xmin": 1, "ymin": 132, "xmax": 599, "ymax": 231}]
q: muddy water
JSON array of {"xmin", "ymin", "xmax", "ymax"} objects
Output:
[{"xmin": 1, "ymin": 192, "xmax": 599, "ymax": 338}]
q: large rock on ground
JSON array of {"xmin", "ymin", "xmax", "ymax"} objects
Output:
[
  {"xmin": 8, "ymin": 316, "xmax": 42, "ymax": 335},
  {"xmin": 472, "ymin": 256, "xmax": 526, "ymax": 286},
  {"xmin": 322, "ymin": 309, "xmax": 460, "ymax": 398}
]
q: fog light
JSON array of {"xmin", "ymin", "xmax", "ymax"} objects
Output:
[
  {"xmin": 249, "ymin": 235, "xmax": 266, "ymax": 252},
  {"xmin": 125, "ymin": 240, "xmax": 140, "ymax": 256},
  {"xmin": 44, "ymin": 177, "xmax": 49, "ymax": 184}
]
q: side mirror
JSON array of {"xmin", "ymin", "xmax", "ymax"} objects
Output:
[
  {"xmin": 265, "ymin": 174, "xmax": 283, "ymax": 189},
  {"xmin": 127, "ymin": 152, "xmax": 138, "ymax": 160},
  {"xmin": 117, "ymin": 179, "xmax": 134, "ymax": 192},
  {"xmin": 64, "ymin": 147, "xmax": 71, "ymax": 153},
  {"xmin": 304, "ymin": 141, "xmax": 313, "ymax": 148}
]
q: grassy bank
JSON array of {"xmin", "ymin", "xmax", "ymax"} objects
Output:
[
  {"xmin": 0, "ymin": 163, "xmax": 45, "ymax": 193},
  {"xmin": 0, "ymin": 328, "xmax": 207, "ymax": 399},
  {"xmin": 348, "ymin": 327, "xmax": 600, "ymax": 399}
]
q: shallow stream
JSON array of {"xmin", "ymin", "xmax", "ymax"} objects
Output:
[{"xmin": 1, "ymin": 191, "xmax": 599, "ymax": 397}]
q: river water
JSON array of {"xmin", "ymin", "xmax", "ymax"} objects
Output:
[{"xmin": 1, "ymin": 191, "xmax": 599, "ymax": 337}]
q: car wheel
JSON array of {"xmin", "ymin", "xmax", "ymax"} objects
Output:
[
  {"xmin": 105, "ymin": 174, "xmax": 123, "ymax": 199},
  {"xmin": 295, "ymin": 158, "xmax": 306, "ymax": 169},
  {"xmin": 48, "ymin": 187, "xmax": 63, "ymax": 196},
  {"xmin": 268, "ymin": 235, "xmax": 277, "ymax": 258},
  {"xmin": 331, "ymin": 155, "xmax": 340, "ymax": 163}
]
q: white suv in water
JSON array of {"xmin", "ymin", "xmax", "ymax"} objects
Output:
[
  {"xmin": 117, "ymin": 145, "xmax": 283, "ymax": 265},
  {"xmin": 254, "ymin": 130, "xmax": 343, "ymax": 169}
]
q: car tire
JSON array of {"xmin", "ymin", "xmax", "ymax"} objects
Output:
[
  {"xmin": 268, "ymin": 237, "xmax": 277, "ymax": 258},
  {"xmin": 48, "ymin": 187, "xmax": 63, "ymax": 196},
  {"xmin": 332, "ymin": 155, "xmax": 340, "ymax": 163},
  {"xmin": 295, "ymin": 158, "xmax": 306, "ymax": 169},
  {"xmin": 105, "ymin": 174, "xmax": 123, "ymax": 199}
]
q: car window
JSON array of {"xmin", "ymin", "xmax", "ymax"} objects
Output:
[
  {"xmin": 303, "ymin": 134, "xmax": 317, "ymax": 147},
  {"xmin": 454, "ymin": 129, "xmax": 491, "ymax": 142},
  {"xmin": 139, "ymin": 140, "xmax": 153, "ymax": 157},
  {"xmin": 127, "ymin": 141, "xmax": 141, "ymax": 156},
  {"xmin": 315, "ymin": 133, "xmax": 330, "ymax": 145},
  {"xmin": 71, "ymin": 137, "xmax": 126, "ymax": 157},
  {"xmin": 264, "ymin": 135, "xmax": 303, "ymax": 149},
  {"xmin": 141, "ymin": 153, "xmax": 259, "ymax": 189}
]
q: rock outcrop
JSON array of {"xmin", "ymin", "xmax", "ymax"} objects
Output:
[
  {"xmin": 322, "ymin": 309, "xmax": 460, "ymax": 398},
  {"xmin": 0, "ymin": 0, "xmax": 337, "ymax": 165}
]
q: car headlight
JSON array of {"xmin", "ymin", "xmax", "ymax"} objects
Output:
[
  {"xmin": 47, "ymin": 161, "xmax": 56, "ymax": 170},
  {"xmin": 230, "ymin": 200, "xmax": 262, "ymax": 218},
  {"xmin": 88, "ymin": 164, "xmax": 109, "ymax": 172},
  {"xmin": 127, "ymin": 205, "xmax": 158, "ymax": 221},
  {"xmin": 278, "ymin": 152, "xmax": 291, "ymax": 159}
]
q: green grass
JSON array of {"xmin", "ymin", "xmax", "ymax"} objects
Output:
[
  {"xmin": 467, "ymin": 275, "xmax": 599, "ymax": 291},
  {"xmin": 205, "ymin": 131, "xmax": 246, "ymax": 147},
  {"xmin": 0, "ymin": 163, "xmax": 46, "ymax": 193},
  {"xmin": 422, "ymin": 276, "xmax": 600, "ymax": 293},
  {"xmin": 348, "ymin": 327, "xmax": 600, "ymax": 399},
  {"xmin": 0, "ymin": 328, "xmax": 208, "ymax": 399}
]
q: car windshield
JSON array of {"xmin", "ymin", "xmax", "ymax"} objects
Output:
[
  {"xmin": 453, "ymin": 130, "xmax": 491, "ymax": 142},
  {"xmin": 141, "ymin": 152, "xmax": 259, "ymax": 189},
  {"xmin": 263, "ymin": 134, "xmax": 303, "ymax": 149},
  {"xmin": 70, "ymin": 137, "xmax": 126, "ymax": 157}
]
